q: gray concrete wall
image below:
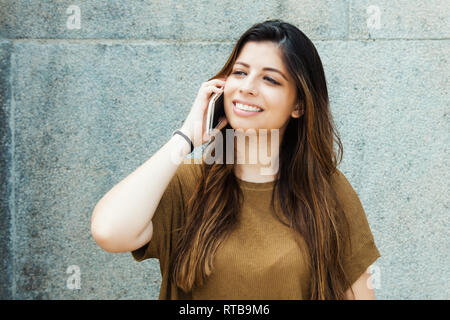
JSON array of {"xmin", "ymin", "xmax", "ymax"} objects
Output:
[{"xmin": 0, "ymin": 0, "xmax": 448, "ymax": 299}]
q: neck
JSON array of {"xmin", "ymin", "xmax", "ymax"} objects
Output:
[{"xmin": 233, "ymin": 129, "xmax": 281, "ymax": 183}]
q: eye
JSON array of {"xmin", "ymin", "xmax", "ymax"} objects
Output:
[
  {"xmin": 231, "ymin": 71, "xmax": 280, "ymax": 85},
  {"xmin": 264, "ymin": 76, "xmax": 280, "ymax": 85}
]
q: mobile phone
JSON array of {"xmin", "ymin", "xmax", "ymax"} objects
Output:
[{"xmin": 205, "ymin": 90, "xmax": 225, "ymax": 138}]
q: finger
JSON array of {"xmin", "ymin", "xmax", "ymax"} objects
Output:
[
  {"xmin": 208, "ymin": 118, "xmax": 228, "ymax": 140},
  {"xmin": 204, "ymin": 84, "xmax": 223, "ymax": 92},
  {"xmin": 211, "ymin": 84, "xmax": 224, "ymax": 91},
  {"xmin": 216, "ymin": 117, "xmax": 228, "ymax": 130},
  {"xmin": 206, "ymin": 85, "xmax": 224, "ymax": 98},
  {"xmin": 209, "ymin": 78, "xmax": 227, "ymax": 87}
]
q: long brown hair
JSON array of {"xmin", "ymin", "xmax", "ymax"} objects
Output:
[{"xmin": 169, "ymin": 19, "xmax": 354, "ymax": 299}]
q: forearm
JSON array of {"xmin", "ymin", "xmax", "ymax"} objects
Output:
[{"xmin": 90, "ymin": 133, "xmax": 191, "ymax": 250}]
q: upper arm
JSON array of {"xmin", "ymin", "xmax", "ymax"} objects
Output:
[
  {"xmin": 332, "ymin": 169, "xmax": 381, "ymax": 299},
  {"xmin": 94, "ymin": 221, "xmax": 153, "ymax": 253},
  {"xmin": 130, "ymin": 221, "xmax": 153, "ymax": 252},
  {"xmin": 344, "ymin": 267, "xmax": 375, "ymax": 300},
  {"xmin": 130, "ymin": 162, "xmax": 196, "ymax": 261}
]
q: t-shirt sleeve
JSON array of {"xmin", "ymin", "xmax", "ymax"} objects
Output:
[
  {"xmin": 130, "ymin": 164, "xmax": 187, "ymax": 262},
  {"xmin": 333, "ymin": 169, "xmax": 381, "ymax": 287}
]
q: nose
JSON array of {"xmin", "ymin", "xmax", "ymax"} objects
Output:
[{"xmin": 239, "ymin": 76, "xmax": 258, "ymax": 95}]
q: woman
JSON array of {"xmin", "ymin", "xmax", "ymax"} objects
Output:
[{"xmin": 91, "ymin": 19, "xmax": 381, "ymax": 300}]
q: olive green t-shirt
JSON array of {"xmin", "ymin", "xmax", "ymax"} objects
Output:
[{"xmin": 131, "ymin": 159, "xmax": 381, "ymax": 299}]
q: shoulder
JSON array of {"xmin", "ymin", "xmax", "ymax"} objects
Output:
[
  {"xmin": 330, "ymin": 168, "xmax": 365, "ymax": 219},
  {"xmin": 331, "ymin": 168, "xmax": 361, "ymax": 200},
  {"xmin": 330, "ymin": 168, "xmax": 354, "ymax": 192}
]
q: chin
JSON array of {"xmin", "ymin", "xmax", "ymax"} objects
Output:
[{"xmin": 229, "ymin": 121, "xmax": 262, "ymax": 135}]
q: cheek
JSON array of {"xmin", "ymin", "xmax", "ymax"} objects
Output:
[
  {"xmin": 224, "ymin": 79, "xmax": 243, "ymax": 94},
  {"xmin": 223, "ymin": 87, "xmax": 235, "ymax": 108},
  {"xmin": 223, "ymin": 93, "xmax": 232, "ymax": 118}
]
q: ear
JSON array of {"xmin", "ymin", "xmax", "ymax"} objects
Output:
[{"xmin": 291, "ymin": 104, "xmax": 304, "ymax": 118}]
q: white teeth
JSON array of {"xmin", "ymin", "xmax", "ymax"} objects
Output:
[{"xmin": 235, "ymin": 103, "xmax": 263, "ymax": 112}]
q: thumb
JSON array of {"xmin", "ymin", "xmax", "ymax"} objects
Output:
[
  {"xmin": 207, "ymin": 117, "xmax": 228, "ymax": 140},
  {"xmin": 217, "ymin": 117, "xmax": 228, "ymax": 130}
]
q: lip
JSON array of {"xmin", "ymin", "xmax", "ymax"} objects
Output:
[
  {"xmin": 232, "ymin": 99, "xmax": 264, "ymax": 110},
  {"xmin": 233, "ymin": 101, "xmax": 264, "ymax": 117}
]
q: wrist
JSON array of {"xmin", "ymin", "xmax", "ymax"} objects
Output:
[
  {"xmin": 179, "ymin": 126, "xmax": 194, "ymax": 142},
  {"xmin": 172, "ymin": 128, "xmax": 194, "ymax": 154},
  {"xmin": 171, "ymin": 133, "xmax": 192, "ymax": 157}
]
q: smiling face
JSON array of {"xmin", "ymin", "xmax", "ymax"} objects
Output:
[{"xmin": 223, "ymin": 41, "xmax": 301, "ymax": 139}]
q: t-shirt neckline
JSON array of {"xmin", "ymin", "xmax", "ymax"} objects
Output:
[{"xmin": 235, "ymin": 175, "xmax": 277, "ymax": 191}]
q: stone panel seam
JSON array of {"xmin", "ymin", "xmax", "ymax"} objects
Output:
[
  {"xmin": 7, "ymin": 38, "xmax": 450, "ymax": 45},
  {"xmin": 346, "ymin": 0, "xmax": 350, "ymax": 40},
  {"xmin": 8, "ymin": 40, "xmax": 16, "ymax": 300}
]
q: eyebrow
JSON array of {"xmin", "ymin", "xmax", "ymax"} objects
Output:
[{"xmin": 234, "ymin": 61, "xmax": 288, "ymax": 81}]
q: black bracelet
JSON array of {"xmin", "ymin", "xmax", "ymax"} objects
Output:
[{"xmin": 172, "ymin": 129, "xmax": 194, "ymax": 154}]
